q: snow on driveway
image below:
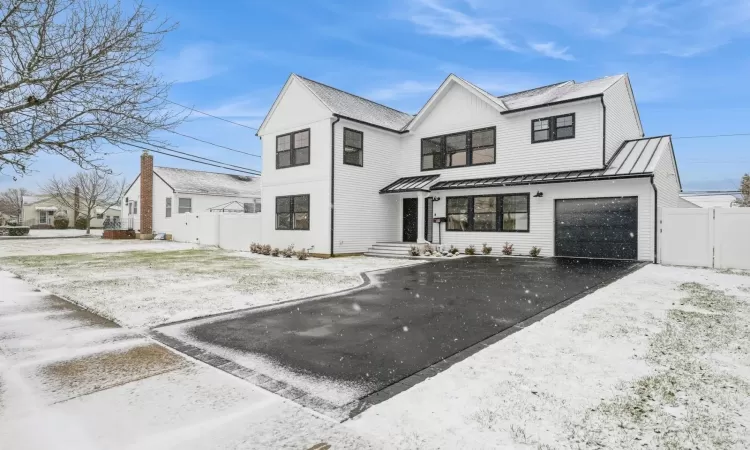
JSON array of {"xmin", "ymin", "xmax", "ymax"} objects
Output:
[
  {"xmin": 347, "ymin": 264, "xmax": 750, "ymax": 449},
  {"xmin": 0, "ymin": 240, "xmax": 421, "ymax": 328}
]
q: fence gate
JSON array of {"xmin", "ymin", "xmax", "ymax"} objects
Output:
[{"xmin": 660, "ymin": 208, "xmax": 750, "ymax": 270}]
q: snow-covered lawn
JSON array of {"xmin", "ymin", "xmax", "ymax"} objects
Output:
[
  {"xmin": 0, "ymin": 228, "xmax": 104, "ymax": 239},
  {"xmin": 348, "ymin": 264, "xmax": 750, "ymax": 449},
  {"xmin": 0, "ymin": 236, "xmax": 195, "ymax": 257},
  {"xmin": 0, "ymin": 241, "xmax": 421, "ymax": 328}
]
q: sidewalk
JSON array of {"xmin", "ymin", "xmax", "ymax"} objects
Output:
[{"xmin": 0, "ymin": 271, "xmax": 375, "ymax": 450}]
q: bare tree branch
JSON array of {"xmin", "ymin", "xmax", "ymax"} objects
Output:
[
  {"xmin": 0, "ymin": 187, "xmax": 29, "ymax": 221},
  {"xmin": 0, "ymin": 0, "xmax": 184, "ymax": 176}
]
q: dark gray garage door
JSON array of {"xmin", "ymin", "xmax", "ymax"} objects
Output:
[{"xmin": 555, "ymin": 197, "xmax": 638, "ymax": 260}]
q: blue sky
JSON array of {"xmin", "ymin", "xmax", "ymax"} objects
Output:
[{"xmin": 3, "ymin": 0, "xmax": 750, "ymax": 193}]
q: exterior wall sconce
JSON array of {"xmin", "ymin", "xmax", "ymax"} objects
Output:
[
  {"xmin": 533, "ymin": 191, "xmax": 544, "ymax": 198},
  {"xmin": 432, "ymin": 196, "xmax": 441, "ymax": 201}
]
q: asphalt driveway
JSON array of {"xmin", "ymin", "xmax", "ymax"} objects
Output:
[{"xmin": 157, "ymin": 257, "xmax": 640, "ymax": 415}]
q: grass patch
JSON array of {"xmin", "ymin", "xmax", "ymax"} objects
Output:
[{"xmin": 567, "ymin": 283, "xmax": 750, "ymax": 449}]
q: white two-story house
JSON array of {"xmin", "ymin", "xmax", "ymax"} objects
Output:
[{"xmin": 256, "ymin": 73, "xmax": 685, "ymax": 261}]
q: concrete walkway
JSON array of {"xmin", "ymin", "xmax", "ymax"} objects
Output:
[{"xmin": 0, "ymin": 271, "xmax": 375, "ymax": 450}]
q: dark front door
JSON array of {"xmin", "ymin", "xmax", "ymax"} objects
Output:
[
  {"xmin": 555, "ymin": 197, "xmax": 638, "ymax": 260},
  {"xmin": 402, "ymin": 198, "xmax": 418, "ymax": 242}
]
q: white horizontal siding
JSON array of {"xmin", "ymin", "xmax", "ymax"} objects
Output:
[
  {"xmin": 400, "ymin": 82, "xmax": 604, "ymax": 180},
  {"xmin": 603, "ymin": 77, "xmax": 642, "ymax": 161},
  {"xmin": 429, "ymin": 177, "xmax": 654, "ymax": 261},
  {"xmin": 653, "ymin": 141, "xmax": 682, "ymax": 209},
  {"xmin": 333, "ymin": 119, "xmax": 401, "ymax": 254}
]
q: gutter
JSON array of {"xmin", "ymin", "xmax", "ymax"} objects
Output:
[
  {"xmin": 330, "ymin": 116, "xmax": 341, "ymax": 257},
  {"xmin": 650, "ymin": 175, "xmax": 658, "ymax": 264},
  {"xmin": 501, "ymin": 94, "xmax": 604, "ymax": 115},
  {"xmin": 333, "ymin": 113, "xmax": 408, "ymax": 135}
]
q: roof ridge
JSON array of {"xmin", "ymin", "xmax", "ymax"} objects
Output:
[
  {"xmin": 496, "ymin": 80, "xmax": 572, "ymax": 98},
  {"xmin": 154, "ymin": 166, "xmax": 257, "ymax": 178},
  {"xmin": 294, "ymin": 74, "xmax": 414, "ymax": 118}
]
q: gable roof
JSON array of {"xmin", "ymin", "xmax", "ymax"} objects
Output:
[
  {"xmin": 153, "ymin": 167, "xmax": 261, "ymax": 198},
  {"xmin": 499, "ymin": 75, "xmax": 624, "ymax": 113}
]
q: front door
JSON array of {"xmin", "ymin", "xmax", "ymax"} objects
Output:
[{"xmin": 402, "ymin": 198, "xmax": 418, "ymax": 242}]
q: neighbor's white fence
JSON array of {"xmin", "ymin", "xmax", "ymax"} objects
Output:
[
  {"xmin": 171, "ymin": 212, "xmax": 261, "ymax": 251},
  {"xmin": 660, "ymin": 208, "xmax": 750, "ymax": 270}
]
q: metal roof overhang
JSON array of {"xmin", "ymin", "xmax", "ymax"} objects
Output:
[
  {"xmin": 431, "ymin": 172, "xmax": 651, "ymax": 191},
  {"xmin": 380, "ymin": 175, "xmax": 440, "ymax": 194}
]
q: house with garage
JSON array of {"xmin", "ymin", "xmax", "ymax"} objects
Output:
[
  {"xmin": 122, "ymin": 153, "xmax": 261, "ymax": 235},
  {"xmin": 256, "ymin": 73, "xmax": 687, "ymax": 261}
]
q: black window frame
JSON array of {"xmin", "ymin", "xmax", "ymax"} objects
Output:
[
  {"xmin": 343, "ymin": 127, "xmax": 364, "ymax": 167},
  {"xmin": 445, "ymin": 193, "xmax": 530, "ymax": 233},
  {"xmin": 276, "ymin": 128, "xmax": 311, "ymax": 169},
  {"xmin": 531, "ymin": 113, "xmax": 575, "ymax": 144},
  {"xmin": 420, "ymin": 126, "xmax": 496, "ymax": 171},
  {"xmin": 275, "ymin": 194, "xmax": 310, "ymax": 231}
]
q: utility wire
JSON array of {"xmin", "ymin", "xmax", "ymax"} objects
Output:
[
  {"xmin": 125, "ymin": 139, "xmax": 259, "ymax": 174},
  {"xmin": 160, "ymin": 97, "xmax": 260, "ymax": 131},
  {"xmin": 673, "ymin": 133, "xmax": 750, "ymax": 140},
  {"xmin": 165, "ymin": 129, "xmax": 261, "ymax": 158},
  {"xmin": 119, "ymin": 142, "xmax": 259, "ymax": 175}
]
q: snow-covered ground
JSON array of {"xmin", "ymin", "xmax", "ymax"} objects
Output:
[
  {"xmin": 347, "ymin": 264, "xmax": 750, "ymax": 449},
  {"xmin": 0, "ymin": 228, "xmax": 104, "ymax": 239},
  {"xmin": 0, "ymin": 240, "xmax": 421, "ymax": 328}
]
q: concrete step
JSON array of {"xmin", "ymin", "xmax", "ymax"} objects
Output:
[{"xmin": 365, "ymin": 248, "xmax": 411, "ymax": 256}]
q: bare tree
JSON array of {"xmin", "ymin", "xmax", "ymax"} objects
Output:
[
  {"xmin": 734, "ymin": 174, "xmax": 750, "ymax": 207},
  {"xmin": 0, "ymin": 187, "xmax": 29, "ymax": 221},
  {"xmin": 0, "ymin": 0, "xmax": 183, "ymax": 176},
  {"xmin": 40, "ymin": 170, "xmax": 125, "ymax": 234}
]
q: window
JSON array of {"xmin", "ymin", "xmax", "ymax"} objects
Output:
[
  {"xmin": 178, "ymin": 198, "xmax": 191, "ymax": 214},
  {"xmin": 276, "ymin": 195, "xmax": 310, "ymax": 230},
  {"xmin": 244, "ymin": 199, "xmax": 261, "ymax": 213},
  {"xmin": 421, "ymin": 127, "xmax": 495, "ymax": 171},
  {"xmin": 133, "ymin": 201, "xmax": 138, "ymax": 214},
  {"xmin": 96, "ymin": 213, "xmax": 104, "ymax": 219},
  {"xmin": 276, "ymin": 129, "xmax": 310, "ymax": 169},
  {"xmin": 343, "ymin": 128, "xmax": 363, "ymax": 166},
  {"xmin": 166, "ymin": 198, "xmax": 171, "ymax": 218},
  {"xmin": 446, "ymin": 194, "xmax": 529, "ymax": 232},
  {"xmin": 531, "ymin": 113, "xmax": 575, "ymax": 143},
  {"xmin": 254, "ymin": 198, "xmax": 261, "ymax": 213}
]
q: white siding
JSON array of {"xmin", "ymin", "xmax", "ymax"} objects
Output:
[
  {"xmin": 157, "ymin": 192, "xmax": 260, "ymax": 235},
  {"xmin": 333, "ymin": 119, "xmax": 401, "ymax": 253},
  {"xmin": 603, "ymin": 77, "xmax": 642, "ymax": 161},
  {"xmin": 652, "ymin": 141, "xmax": 682, "ymax": 209},
  {"xmin": 429, "ymin": 177, "xmax": 654, "ymax": 261},
  {"xmin": 122, "ymin": 176, "xmax": 141, "ymax": 231},
  {"xmin": 152, "ymin": 175, "xmax": 174, "ymax": 234},
  {"xmin": 400, "ymin": 82, "xmax": 604, "ymax": 180}
]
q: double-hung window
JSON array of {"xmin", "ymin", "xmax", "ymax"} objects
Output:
[
  {"xmin": 343, "ymin": 128, "xmax": 363, "ymax": 166},
  {"xmin": 276, "ymin": 129, "xmax": 310, "ymax": 169},
  {"xmin": 276, "ymin": 195, "xmax": 310, "ymax": 230},
  {"xmin": 243, "ymin": 199, "xmax": 262, "ymax": 213},
  {"xmin": 531, "ymin": 113, "xmax": 575, "ymax": 143},
  {"xmin": 178, "ymin": 198, "xmax": 191, "ymax": 214},
  {"xmin": 446, "ymin": 194, "xmax": 529, "ymax": 232},
  {"xmin": 421, "ymin": 127, "xmax": 495, "ymax": 171},
  {"xmin": 165, "ymin": 198, "xmax": 172, "ymax": 218}
]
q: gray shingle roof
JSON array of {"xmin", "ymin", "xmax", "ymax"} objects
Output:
[
  {"xmin": 499, "ymin": 75, "xmax": 624, "ymax": 111},
  {"xmin": 295, "ymin": 75, "xmax": 414, "ymax": 131},
  {"xmin": 154, "ymin": 167, "xmax": 260, "ymax": 198}
]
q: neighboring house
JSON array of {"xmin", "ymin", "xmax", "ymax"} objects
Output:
[
  {"xmin": 680, "ymin": 192, "xmax": 742, "ymax": 208},
  {"xmin": 256, "ymin": 73, "xmax": 688, "ymax": 261},
  {"xmin": 21, "ymin": 195, "xmax": 121, "ymax": 228},
  {"xmin": 123, "ymin": 153, "xmax": 261, "ymax": 234}
]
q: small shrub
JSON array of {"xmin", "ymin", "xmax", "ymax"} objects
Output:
[
  {"xmin": 53, "ymin": 213, "xmax": 69, "ymax": 229},
  {"xmin": 250, "ymin": 242, "xmax": 261, "ymax": 253},
  {"xmin": 271, "ymin": 247, "xmax": 280, "ymax": 257},
  {"xmin": 502, "ymin": 242, "xmax": 513, "ymax": 256},
  {"xmin": 423, "ymin": 244, "xmax": 434, "ymax": 256},
  {"xmin": 74, "ymin": 216, "xmax": 88, "ymax": 230},
  {"xmin": 282, "ymin": 244, "xmax": 295, "ymax": 258},
  {"xmin": 482, "ymin": 243, "xmax": 492, "ymax": 255},
  {"xmin": 0, "ymin": 226, "xmax": 30, "ymax": 236},
  {"xmin": 408, "ymin": 245, "xmax": 421, "ymax": 256},
  {"xmin": 529, "ymin": 246, "xmax": 542, "ymax": 257},
  {"xmin": 449, "ymin": 245, "xmax": 460, "ymax": 255},
  {"xmin": 261, "ymin": 244, "xmax": 272, "ymax": 256},
  {"xmin": 297, "ymin": 249, "xmax": 309, "ymax": 260},
  {"xmin": 465, "ymin": 245, "xmax": 476, "ymax": 255}
]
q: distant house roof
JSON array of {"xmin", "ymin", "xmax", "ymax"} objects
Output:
[
  {"xmin": 23, "ymin": 195, "xmax": 42, "ymax": 205},
  {"xmin": 426, "ymin": 135, "xmax": 674, "ymax": 191},
  {"xmin": 498, "ymin": 75, "xmax": 624, "ymax": 112},
  {"xmin": 295, "ymin": 75, "xmax": 414, "ymax": 131},
  {"xmin": 154, "ymin": 167, "xmax": 261, "ymax": 198}
]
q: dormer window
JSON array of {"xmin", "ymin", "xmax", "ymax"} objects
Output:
[{"xmin": 531, "ymin": 113, "xmax": 575, "ymax": 143}]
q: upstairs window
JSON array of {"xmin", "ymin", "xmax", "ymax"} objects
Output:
[
  {"xmin": 421, "ymin": 127, "xmax": 495, "ymax": 171},
  {"xmin": 532, "ymin": 113, "xmax": 575, "ymax": 143},
  {"xmin": 276, "ymin": 195, "xmax": 310, "ymax": 230},
  {"xmin": 277, "ymin": 129, "xmax": 310, "ymax": 169},
  {"xmin": 343, "ymin": 128, "xmax": 364, "ymax": 166}
]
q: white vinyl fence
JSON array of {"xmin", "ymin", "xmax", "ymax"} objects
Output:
[
  {"xmin": 171, "ymin": 212, "xmax": 261, "ymax": 251},
  {"xmin": 660, "ymin": 208, "xmax": 750, "ymax": 270}
]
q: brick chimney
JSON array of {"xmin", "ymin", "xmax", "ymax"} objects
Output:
[{"xmin": 140, "ymin": 152, "xmax": 153, "ymax": 234}]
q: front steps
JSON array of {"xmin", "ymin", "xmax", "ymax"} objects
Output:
[{"xmin": 364, "ymin": 242, "xmax": 427, "ymax": 258}]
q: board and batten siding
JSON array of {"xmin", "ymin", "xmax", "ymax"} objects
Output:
[
  {"xmin": 333, "ymin": 118, "xmax": 401, "ymax": 254},
  {"xmin": 603, "ymin": 77, "xmax": 643, "ymax": 162},
  {"xmin": 429, "ymin": 177, "xmax": 655, "ymax": 261},
  {"xmin": 399, "ymin": 82, "xmax": 604, "ymax": 180}
]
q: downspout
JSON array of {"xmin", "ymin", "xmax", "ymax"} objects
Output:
[
  {"xmin": 600, "ymin": 96, "xmax": 607, "ymax": 167},
  {"xmin": 330, "ymin": 115, "xmax": 341, "ymax": 257},
  {"xmin": 650, "ymin": 175, "xmax": 658, "ymax": 264}
]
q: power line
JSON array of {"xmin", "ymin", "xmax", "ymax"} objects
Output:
[
  {"xmin": 673, "ymin": 133, "xmax": 750, "ymax": 140},
  {"xmin": 119, "ymin": 142, "xmax": 259, "ymax": 175},
  {"xmin": 160, "ymin": 97, "xmax": 260, "ymax": 131},
  {"xmin": 165, "ymin": 129, "xmax": 261, "ymax": 158},
  {"xmin": 125, "ymin": 139, "xmax": 259, "ymax": 174}
]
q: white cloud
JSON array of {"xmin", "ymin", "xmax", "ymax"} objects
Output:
[
  {"xmin": 528, "ymin": 42, "xmax": 575, "ymax": 61},
  {"xmin": 156, "ymin": 43, "xmax": 227, "ymax": 84}
]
